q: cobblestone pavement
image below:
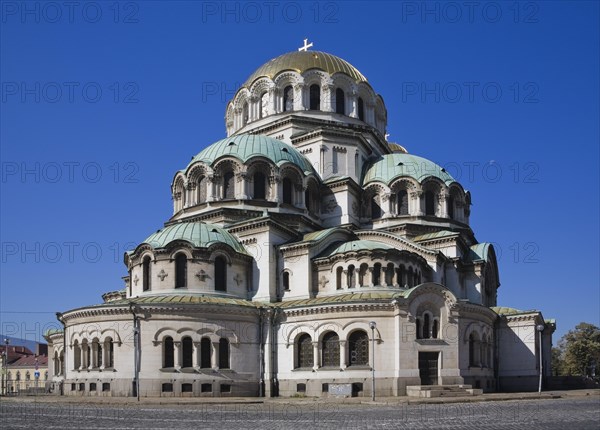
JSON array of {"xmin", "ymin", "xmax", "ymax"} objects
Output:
[{"xmin": 1, "ymin": 397, "xmax": 599, "ymax": 429}]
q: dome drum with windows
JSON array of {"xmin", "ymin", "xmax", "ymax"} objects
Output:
[{"xmin": 226, "ymin": 50, "xmax": 387, "ymax": 136}]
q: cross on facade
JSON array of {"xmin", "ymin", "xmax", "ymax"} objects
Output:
[
  {"xmin": 233, "ymin": 273, "xmax": 243, "ymax": 286},
  {"xmin": 157, "ymin": 270, "xmax": 168, "ymax": 281},
  {"xmin": 298, "ymin": 38, "xmax": 313, "ymax": 51},
  {"xmin": 319, "ymin": 276, "xmax": 329, "ymax": 289},
  {"xmin": 133, "ymin": 275, "xmax": 139, "ymax": 286},
  {"xmin": 195, "ymin": 269, "xmax": 207, "ymax": 282}
]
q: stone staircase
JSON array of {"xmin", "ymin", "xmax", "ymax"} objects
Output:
[{"xmin": 406, "ymin": 385, "xmax": 483, "ymax": 398}]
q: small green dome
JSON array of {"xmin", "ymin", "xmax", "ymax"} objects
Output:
[
  {"xmin": 186, "ymin": 134, "xmax": 316, "ymax": 175},
  {"xmin": 243, "ymin": 50, "xmax": 368, "ymax": 88},
  {"xmin": 142, "ymin": 222, "xmax": 248, "ymax": 255},
  {"xmin": 362, "ymin": 153, "xmax": 456, "ymax": 186},
  {"xmin": 321, "ymin": 240, "xmax": 394, "ymax": 257}
]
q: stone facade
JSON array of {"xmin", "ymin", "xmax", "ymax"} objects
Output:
[{"xmin": 45, "ymin": 48, "xmax": 555, "ymax": 397}]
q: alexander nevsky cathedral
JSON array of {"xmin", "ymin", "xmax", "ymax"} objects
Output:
[{"xmin": 46, "ymin": 42, "xmax": 555, "ymax": 398}]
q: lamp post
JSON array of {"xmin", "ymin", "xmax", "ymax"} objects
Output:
[
  {"xmin": 3, "ymin": 338, "xmax": 9, "ymax": 396},
  {"xmin": 536, "ymin": 324, "xmax": 545, "ymax": 393},
  {"xmin": 369, "ymin": 321, "xmax": 377, "ymax": 401}
]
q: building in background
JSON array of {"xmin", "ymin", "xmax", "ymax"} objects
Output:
[{"xmin": 1, "ymin": 342, "xmax": 48, "ymax": 395}]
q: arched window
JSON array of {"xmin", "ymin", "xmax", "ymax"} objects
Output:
[
  {"xmin": 373, "ymin": 263, "xmax": 382, "ymax": 286},
  {"xmin": 26, "ymin": 372, "xmax": 30, "ymax": 381},
  {"xmin": 469, "ymin": 333, "xmax": 480, "ymax": 367},
  {"xmin": 200, "ymin": 338, "xmax": 211, "ymax": 368},
  {"xmin": 15, "ymin": 371, "xmax": 20, "ymax": 381},
  {"xmin": 481, "ymin": 335, "xmax": 488, "ymax": 367},
  {"xmin": 359, "ymin": 263, "xmax": 369, "ymax": 287},
  {"xmin": 348, "ymin": 331, "xmax": 369, "ymax": 366},
  {"xmin": 296, "ymin": 334, "xmax": 313, "ymax": 368},
  {"xmin": 215, "ymin": 256, "xmax": 227, "ymax": 292},
  {"xmin": 423, "ymin": 313, "xmax": 431, "ymax": 339},
  {"xmin": 175, "ymin": 253, "xmax": 187, "ymax": 289},
  {"xmin": 335, "ymin": 88, "xmax": 345, "ymax": 114},
  {"xmin": 425, "ymin": 191, "xmax": 435, "ymax": 216},
  {"xmin": 241, "ymin": 102, "xmax": 249, "ymax": 126},
  {"xmin": 282, "ymin": 177, "xmax": 293, "ymax": 204},
  {"xmin": 309, "ymin": 84, "xmax": 320, "ymax": 110},
  {"xmin": 219, "ymin": 338, "xmax": 230, "ymax": 369},
  {"xmin": 74, "ymin": 340, "xmax": 81, "ymax": 369},
  {"xmin": 448, "ymin": 195, "xmax": 455, "ymax": 219},
  {"xmin": 385, "ymin": 263, "xmax": 395, "ymax": 286},
  {"xmin": 283, "ymin": 85, "xmax": 293, "ymax": 111},
  {"xmin": 82, "ymin": 339, "xmax": 90, "ymax": 368},
  {"xmin": 371, "ymin": 195, "xmax": 382, "ymax": 219},
  {"xmin": 182, "ymin": 336, "xmax": 193, "ymax": 368},
  {"xmin": 321, "ymin": 332, "xmax": 340, "ymax": 367},
  {"xmin": 347, "ymin": 265, "xmax": 355, "ymax": 288},
  {"xmin": 163, "ymin": 336, "xmax": 174, "ymax": 368},
  {"xmin": 357, "ymin": 97, "xmax": 364, "ymax": 121},
  {"xmin": 304, "ymin": 188, "xmax": 312, "ymax": 212},
  {"xmin": 398, "ymin": 190, "xmax": 409, "ymax": 215},
  {"xmin": 397, "ymin": 265, "xmax": 405, "ymax": 287},
  {"xmin": 407, "ymin": 267, "xmax": 414, "ymax": 287},
  {"xmin": 93, "ymin": 338, "xmax": 102, "ymax": 368},
  {"xmin": 253, "ymin": 171, "xmax": 266, "ymax": 199},
  {"xmin": 197, "ymin": 176, "xmax": 207, "ymax": 204},
  {"xmin": 223, "ymin": 171, "xmax": 235, "ymax": 199},
  {"xmin": 432, "ymin": 319, "xmax": 439, "ymax": 339},
  {"xmin": 142, "ymin": 256, "xmax": 151, "ymax": 291},
  {"xmin": 336, "ymin": 266, "xmax": 343, "ymax": 290},
  {"xmin": 104, "ymin": 338, "xmax": 114, "ymax": 368},
  {"xmin": 282, "ymin": 271, "xmax": 290, "ymax": 291}
]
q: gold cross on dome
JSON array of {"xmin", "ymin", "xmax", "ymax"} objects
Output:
[{"xmin": 298, "ymin": 38, "xmax": 313, "ymax": 51}]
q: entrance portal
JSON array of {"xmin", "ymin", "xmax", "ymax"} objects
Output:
[{"xmin": 418, "ymin": 352, "xmax": 439, "ymax": 385}]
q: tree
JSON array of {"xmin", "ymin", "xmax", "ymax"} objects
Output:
[{"xmin": 557, "ymin": 322, "xmax": 600, "ymax": 377}]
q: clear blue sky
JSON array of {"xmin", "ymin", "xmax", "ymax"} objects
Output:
[{"xmin": 1, "ymin": 1, "xmax": 598, "ymax": 344}]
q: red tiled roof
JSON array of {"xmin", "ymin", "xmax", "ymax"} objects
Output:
[{"xmin": 8, "ymin": 354, "xmax": 48, "ymax": 368}]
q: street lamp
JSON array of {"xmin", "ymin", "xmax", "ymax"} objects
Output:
[
  {"xmin": 3, "ymin": 338, "xmax": 9, "ymax": 396},
  {"xmin": 536, "ymin": 324, "xmax": 545, "ymax": 393},
  {"xmin": 369, "ymin": 321, "xmax": 377, "ymax": 401}
]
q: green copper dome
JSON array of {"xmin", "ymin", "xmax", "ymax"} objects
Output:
[
  {"xmin": 243, "ymin": 50, "xmax": 368, "ymax": 88},
  {"xmin": 142, "ymin": 222, "xmax": 248, "ymax": 255},
  {"xmin": 362, "ymin": 153, "xmax": 456, "ymax": 186},
  {"xmin": 186, "ymin": 134, "xmax": 316, "ymax": 175}
]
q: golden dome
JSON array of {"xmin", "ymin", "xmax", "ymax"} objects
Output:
[
  {"xmin": 243, "ymin": 51, "xmax": 368, "ymax": 88},
  {"xmin": 388, "ymin": 142, "xmax": 408, "ymax": 154}
]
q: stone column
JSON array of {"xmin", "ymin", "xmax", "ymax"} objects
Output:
[
  {"xmin": 269, "ymin": 175, "xmax": 280, "ymax": 203},
  {"xmin": 348, "ymin": 90, "xmax": 358, "ymax": 118},
  {"xmin": 294, "ymin": 83, "xmax": 305, "ymax": 111},
  {"xmin": 236, "ymin": 172, "xmax": 248, "ymax": 200},
  {"xmin": 341, "ymin": 269, "xmax": 348, "ymax": 289},
  {"xmin": 412, "ymin": 191, "xmax": 424, "ymax": 216},
  {"xmin": 339, "ymin": 340, "xmax": 347, "ymax": 370},
  {"xmin": 173, "ymin": 341, "xmax": 181, "ymax": 370},
  {"xmin": 312, "ymin": 341, "xmax": 320, "ymax": 371},
  {"xmin": 90, "ymin": 342, "xmax": 98, "ymax": 368},
  {"xmin": 367, "ymin": 267, "xmax": 374, "ymax": 287},
  {"xmin": 193, "ymin": 342, "xmax": 200, "ymax": 369},
  {"xmin": 439, "ymin": 192, "xmax": 449, "ymax": 218},
  {"xmin": 211, "ymin": 341, "xmax": 220, "ymax": 370},
  {"xmin": 208, "ymin": 176, "xmax": 218, "ymax": 202}
]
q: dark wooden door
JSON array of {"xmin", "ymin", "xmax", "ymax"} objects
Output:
[{"xmin": 419, "ymin": 352, "xmax": 439, "ymax": 385}]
